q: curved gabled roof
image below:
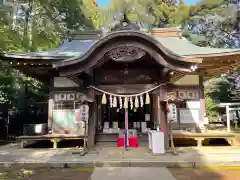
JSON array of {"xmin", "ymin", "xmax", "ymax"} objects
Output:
[
  {"xmin": 1, "ymin": 30, "xmax": 240, "ymax": 63},
  {"xmin": 0, "ymin": 39, "xmax": 98, "ymax": 60},
  {"xmin": 155, "ymin": 36, "xmax": 240, "ymax": 57},
  {"xmin": 53, "ymin": 31, "xmax": 203, "ymax": 69},
  {"xmin": 1, "ymin": 28, "xmax": 240, "ymax": 77}
]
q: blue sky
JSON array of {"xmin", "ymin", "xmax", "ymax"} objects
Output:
[{"xmin": 97, "ymin": 0, "xmax": 200, "ymax": 7}]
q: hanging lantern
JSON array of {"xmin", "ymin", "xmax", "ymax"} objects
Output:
[
  {"xmin": 145, "ymin": 93, "xmax": 150, "ymax": 105},
  {"xmin": 124, "ymin": 97, "xmax": 128, "ymax": 109},
  {"xmin": 101, "ymin": 93, "xmax": 107, "ymax": 104},
  {"xmin": 134, "ymin": 96, "xmax": 139, "ymax": 108},
  {"xmin": 113, "ymin": 96, "xmax": 117, "ymax": 108}
]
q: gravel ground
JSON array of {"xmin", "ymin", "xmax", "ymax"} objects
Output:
[
  {"xmin": 0, "ymin": 167, "xmax": 93, "ymax": 180},
  {"xmin": 169, "ymin": 168, "xmax": 240, "ymax": 180}
]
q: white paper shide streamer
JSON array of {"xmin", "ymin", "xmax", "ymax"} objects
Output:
[{"xmin": 93, "ymin": 84, "xmax": 165, "ymax": 109}]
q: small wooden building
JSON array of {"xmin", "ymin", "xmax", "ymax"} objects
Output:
[{"xmin": 1, "ymin": 19, "xmax": 240, "ymax": 149}]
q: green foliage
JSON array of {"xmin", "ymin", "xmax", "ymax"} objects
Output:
[
  {"xmin": 204, "ymin": 77, "xmax": 232, "ymax": 118},
  {"xmin": 0, "ymin": 0, "xmax": 97, "ymax": 109},
  {"xmin": 205, "ymin": 95, "xmax": 217, "ymax": 117},
  {"xmin": 189, "ymin": 0, "xmax": 226, "ymax": 16},
  {"xmin": 183, "ymin": 0, "xmax": 239, "ymax": 48},
  {"xmin": 96, "ymin": 0, "xmax": 190, "ymax": 29},
  {"xmin": 0, "ymin": 64, "xmax": 46, "ymax": 109},
  {"xmin": 204, "ymin": 77, "xmax": 231, "ymax": 101},
  {"xmin": 81, "ymin": 0, "xmax": 101, "ymax": 29}
]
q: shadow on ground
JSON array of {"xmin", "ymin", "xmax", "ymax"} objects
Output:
[
  {"xmin": 0, "ymin": 167, "xmax": 93, "ymax": 180},
  {"xmin": 0, "ymin": 141, "xmax": 240, "ymax": 179}
]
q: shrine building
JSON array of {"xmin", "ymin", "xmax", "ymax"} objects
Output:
[{"xmin": 1, "ymin": 19, "xmax": 240, "ymax": 149}]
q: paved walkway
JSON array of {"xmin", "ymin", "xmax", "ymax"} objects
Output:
[
  {"xmin": 0, "ymin": 144, "xmax": 240, "ymax": 167},
  {"xmin": 91, "ymin": 167, "xmax": 176, "ymax": 180}
]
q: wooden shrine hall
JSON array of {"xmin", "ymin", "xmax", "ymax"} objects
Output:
[{"xmin": 1, "ymin": 17, "xmax": 240, "ymax": 149}]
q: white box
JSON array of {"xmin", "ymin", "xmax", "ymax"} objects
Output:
[
  {"xmin": 113, "ymin": 122, "xmax": 118, "ymax": 129},
  {"xmin": 142, "ymin": 128, "xmax": 149, "ymax": 133},
  {"xmin": 148, "ymin": 131, "xmax": 165, "ymax": 154},
  {"xmin": 133, "ymin": 122, "xmax": 137, "ymax": 128},
  {"xmin": 103, "ymin": 128, "xmax": 109, "ymax": 133},
  {"xmin": 104, "ymin": 122, "xmax": 109, "ymax": 129},
  {"xmin": 110, "ymin": 128, "xmax": 119, "ymax": 133},
  {"xmin": 141, "ymin": 122, "xmax": 148, "ymax": 132}
]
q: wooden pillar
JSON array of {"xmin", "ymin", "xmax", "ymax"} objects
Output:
[
  {"xmin": 176, "ymin": 91, "xmax": 181, "ymax": 129},
  {"xmin": 48, "ymin": 79, "xmax": 54, "ymax": 133},
  {"xmin": 159, "ymin": 87, "xmax": 169, "ymax": 149},
  {"xmin": 157, "ymin": 95, "xmax": 161, "ymax": 128},
  {"xmin": 48, "ymin": 97, "xmax": 54, "ymax": 133},
  {"xmin": 226, "ymin": 105, "xmax": 231, "ymax": 132},
  {"xmin": 199, "ymin": 75, "xmax": 206, "ymax": 124},
  {"xmin": 87, "ymin": 88, "xmax": 97, "ymax": 149},
  {"xmin": 160, "ymin": 102, "xmax": 169, "ymax": 149},
  {"xmin": 124, "ymin": 108, "xmax": 129, "ymax": 148},
  {"xmin": 152, "ymin": 93, "xmax": 160, "ymax": 128}
]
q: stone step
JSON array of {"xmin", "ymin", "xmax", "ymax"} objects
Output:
[
  {"xmin": 96, "ymin": 133, "xmax": 119, "ymax": 142},
  {"xmin": 90, "ymin": 167, "xmax": 176, "ymax": 180},
  {"xmin": 96, "ymin": 133, "xmax": 149, "ymax": 142}
]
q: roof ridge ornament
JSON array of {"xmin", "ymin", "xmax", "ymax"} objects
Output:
[{"xmin": 110, "ymin": 7, "xmax": 140, "ymax": 32}]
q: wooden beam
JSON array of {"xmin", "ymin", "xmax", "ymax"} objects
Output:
[
  {"xmin": 200, "ymin": 62, "xmax": 234, "ymax": 69},
  {"xmin": 166, "ymin": 84, "xmax": 199, "ymax": 89},
  {"xmin": 203, "ymin": 62, "xmax": 237, "ymax": 70},
  {"xmin": 94, "ymin": 68, "xmax": 164, "ymax": 85},
  {"xmin": 200, "ymin": 54, "xmax": 240, "ymax": 66},
  {"xmin": 205, "ymin": 62, "xmax": 239, "ymax": 76},
  {"xmin": 95, "ymin": 84, "xmax": 157, "ymax": 94},
  {"xmin": 85, "ymin": 69, "xmax": 93, "ymax": 76},
  {"xmin": 14, "ymin": 66, "xmax": 58, "ymax": 84},
  {"xmin": 94, "ymin": 68, "xmax": 162, "ymax": 77},
  {"xmin": 68, "ymin": 75, "xmax": 83, "ymax": 86},
  {"xmin": 1, "ymin": 57, "xmax": 59, "ymax": 65},
  {"xmin": 169, "ymin": 72, "xmax": 186, "ymax": 83},
  {"xmin": 50, "ymin": 86, "xmax": 87, "ymax": 93}
]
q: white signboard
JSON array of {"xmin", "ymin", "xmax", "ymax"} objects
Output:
[
  {"xmin": 167, "ymin": 103, "xmax": 177, "ymax": 122},
  {"xmin": 166, "ymin": 91, "xmax": 177, "ymax": 100},
  {"xmin": 177, "ymin": 90, "xmax": 199, "ymax": 100},
  {"xmin": 178, "ymin": 91, "xmax": 187, "ymax": 99},
  {"xmin": 80, "ymin": 105, "xmax": 89, "ymax": 122},
  {"xmin": 54, "ymin": 77, "xmax": 79, "ymax": 87},
  {"xmin": 145, "ymin": 114, "xmax": 150, "ymax": 121},
  {"xmin": 180, "ymin": 109, "xmax": 200, "ymax": 124},
  {"xmin": 186, "ymin": 101, "xmax": 200, "ymax": 109},
  {"xmin": 75, "ymin": 105, "xmax": 89, "ymax": 123}
]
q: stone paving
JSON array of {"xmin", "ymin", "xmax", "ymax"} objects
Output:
[
  {"xmin": 0, "ymin": 143, "xmax": 240, "ymax": 167},
  {"xmin": 91, "ymin": 167, "xmax": 177, "ymax": 180}
]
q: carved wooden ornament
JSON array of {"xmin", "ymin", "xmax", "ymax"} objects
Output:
[{"xmin": 106, "ymin": 46, "xmax": 146, "ymax": 62}]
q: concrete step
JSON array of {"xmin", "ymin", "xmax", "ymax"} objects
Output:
[
  {"xmin": 96, "ymin": 133, "xmax": 149, "ymax": 143},
  {"xmin": 95, "ymin": 142, "xmax": 117, "ymax": 147},
  {"xmin": 96, "ymin": 133, "xmax": 118, "ymax": 142},
  {"xmin": 90, "ymin": 167, "xmax": 176, "ymax": 180}
]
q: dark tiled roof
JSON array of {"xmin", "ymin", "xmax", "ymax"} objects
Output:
[{"xmin": 1, "ymin": 39, "xmax": 97, "ymax": 60}]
